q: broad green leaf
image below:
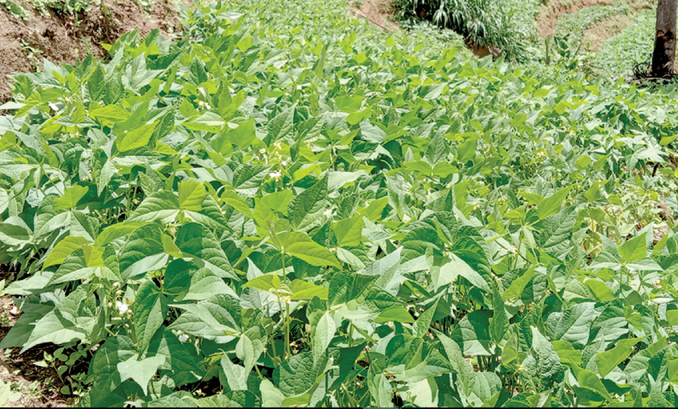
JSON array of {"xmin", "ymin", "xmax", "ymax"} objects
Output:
[
  {"xmin": 367, "ymin": 363, "xmax": 394, "ymax": 407},
  {"xmin": 531, "ymin": 327, "xmax": 562, "ymax": 386},
  {"xmin": 178, "ymin": 180, "xmax": 206, "ymax": 211},
  {"xmin": 335, "ymin": 95, "xmax": 363, "ymax": 113},
  {"xmin": 119, "ymin": 224, "xmax": 167, "ymax": 280},
  {"xmin": 289, "ymin": 279, "xmax": 329, "ymax": 300},
  {"xmin": 175, "ymin": 223, "xmax": 236, "ymax": 279},
  {"xmin": 183, "ymin": 268, "xmax": 236, "ymax": 301},
  {"xmin": 127, "ymin": 191, "xmax": 180, "ymax": 223},
  {"xmin": 538, "ymin": 186, "xmax": 572, "ymax": 220},
  {"xmin": 374, "ymin": 305, "xmax": 415, "ymax": 324},
  {"xmin": 596, "ymin": 337, "xmax": 644, "ymax": 378},
  {"xmin": 619, "ymin": 232, "xmax": 648, "ymax": 264},
  {"xmin": 116, "ymin": 121, "xmax": 158, "ymax": 152},
  {"xmin": 44, "ymin": 236, "xmax": 90, "ymax": 268},
  {"xmin": 221, "ymin": 355, "xmax": 248, "ymax": 391},
  {"xmin": 413, "ymin": 298, "xmax": 440, "ymax": 338},
  {"xmin": 243, "ymin": 274, "xmax": 283, "ymax": 293},
  {"xmin": 0, "ymin": 379, "xmax": 21, "ymax": 406},
  {"xmin": 332, "ymin": 215, "xmax": 364, "ymax": 247},
  {"xmin": 134, "ymin": 280, "xmax": 168, "ymax": 354},
  {"xmin": 288, "ymin": 176, "xmax": 328, "ymax": 231},
  {"xmin": 280, "ymin": 231, "xmax": 339, "ymax": 267},
  {"xmin": 584, "ymin": 280, "xmax": 614, "ymax": 303},
  {"xmin": 88, "ymin": 336, "xmax": 137, "ymax": 407},
  {"xmin": 52, "ymin": 185, "xmax": 88, "ymax": 211},
  {"xmin": 490, "ymin": 285, "xmax": 509, "ymax": 344},
  {"xmin": 313, "ymin": 312, "xmax": 336, "ymax": 362},
  {"xmin": 117, "ymin": 354, "xmax": 166, "ymax": 395}
]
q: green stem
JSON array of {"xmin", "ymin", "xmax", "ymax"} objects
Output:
[
  {"xmin": 284, "ymin": 297, "xmax": 291, "ymax": 359},
  {"xmin": 348, "ymin": 322, "xmax": 354, "ymax": 348}
]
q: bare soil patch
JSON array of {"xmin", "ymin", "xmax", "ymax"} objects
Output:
[
  {"xmin": 349, "ymin": 0, "xmax": 399, "ymax": 31},
  {"xmin": 537, "ymin": 0, "xmax": 613, "ymax": 38},
  {"xmin": 582, "ymin": 13, "xmax": 634, "ymax": 50},
  {"xmin": 0, "ymin": 296, "xmax": 69, "ymax": 407},
  {"xmin": 0, "ymin": 0, "xmax": 184, "ymax": 103}
]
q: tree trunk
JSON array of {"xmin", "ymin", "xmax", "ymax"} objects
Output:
[{"xmin": 651, "ymin": 0, "xmax": 678, "ymax": 77}]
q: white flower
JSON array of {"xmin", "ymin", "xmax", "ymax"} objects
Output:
[
  {"xmin": 115, "ymin": 301, "xmax": 129, "ymax": 314},
  {"xmin": 269, "ymin": 170, "xmax": 282, "ymax": 179},
  {"xmin": 281, "ymin": 160, "xmax": 288, "ymax": 166},
  {"xmin": 259, "ymin": 148, "xmax": 266, "ymax": 154},
  {"xmin": 178, "ymin": 334, "xmax": 189, "ymax": 342}
]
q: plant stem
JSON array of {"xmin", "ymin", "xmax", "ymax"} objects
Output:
[{"xmin": 284, "ymin": 297, "xmax": 291, "ymax": 359}]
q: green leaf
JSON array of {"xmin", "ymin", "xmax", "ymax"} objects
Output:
[
  {"xmin": 273, "ymin": 351, "xmax": 321, "ymax": 396},
  {"xmin": 183, "ymin": 268, "xmax": 236, "ymax": 301},
  {"xmin": 117, "ymin": 354, "xmax": 166, "ymax": 395},
  {"xmin": 89, "ymin": 336, "xmax": 136, "ymax": 407},
  {"xmin": 175, "ymin": 223, "xmax": 236, "ymax": 279},
  {"xmin": 413, "ymin": 298, "xmax": 440, "ymax": 338},
  {"xmin": 134, "ymin": 280, "xmax": 168, "ymax": 354},
  {"xmin": 619, "ymin": 232, "xmax": 648, "ymax": 264},
  {"xmin": 374, "ymin": 305, "xmax": 415, "ymax": 324},
  {"xmin": 52, "ymin": 185, "xmax": 88, "ymax": 211},
  {"xmin": 335, "ymin": 95, "xmax": 363, "ymax": 113},
  {"xmin": 596, "ymin": 337, "xmax": 644, "ymax": 378},
  {"xmin": 119, "ymin": 224, "xmax": 167, "ymax": 280},
  {"xmin": 116, "ymin": 121, "xmax": 158, "ymax": 152},
  {"xmin": 531, "ymin": 327, "xmax": 563, "ymax": 386},
  {"xmin": 88, "ymin": 66, "xmax": 106, "ymax": 101},
  {"xmin": 221, "ymin": 190, "xmax": 254, "ymax": 218},
  {"xmin": 97, "ymin": 160, "xmax": 116, "ymax": 196},
  {"xmin": 183, "ymin": 112, "xmax": 225, "ymax": 133},
  {"xmin": 147, "ymin": 328, "xmax": 206, "ymax": 386},
  {"xmin": 178, "ymin": 180, "xmax": 206, "ymax": 211},
  {"xmin": 367, "ymin": 363, "xmax": 394, "ymax": 407},
  {"xmin": 332, "ymin": 215, "xmax": 365, "ymax": 247},
  {"xmin": 313, "ymin": 311, "xmax": 336, "ymax": 363},
  {"xmin": 127, "ymin": 191, "xmax": 180, "ymax": 223},
  {"xmin": 584, "ymin": 280, "xmax": 615, "ymax": 303},
  {"xmin": 538, "ymin": 186, "xmax": 572, "ymax": 220},
  {"xmin": 0, "ymin": 379, "xmax": 21, "ymax": 406},
  {"xmin": 490, "ymin": 285, "xmax": 509, "ymax": 344},
  {"xmin": 221, "ymin": 355, "xmax": 248, "ymax": 391},
  {"xmin": 289, "ymin": 279, "xmax": 329, "ymax": 300},
  {"xmin": 44, "ymin": 236, "xmax": 90, "ymax": 268},
  {"xmin": 243, "ymin": 274, "xmax": 283, "ymax": 293},
  {"xmin": 280, "ymin": 231, "xmax": 340, "ymax": 267},
  {"xmin": 288, "ymin": 176, "xmax": 328, "ymax": 231}
]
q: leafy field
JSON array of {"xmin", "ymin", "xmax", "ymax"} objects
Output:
[
  {"xmin": 593, "ymin": 8, "xmax": 656, "ymax": 75},
  {"xmin": 0, "ymin": 0, "xmax": 678, "ymax": 407}
]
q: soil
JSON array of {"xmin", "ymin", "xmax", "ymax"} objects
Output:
[
  {"xmin": 581, "ymin": 13, "xmax": 635, "ymax": 51},
  {"xmin": 536, "ymin": 0, "xmax": 614, "ymax": 38},
  {"xmin": 349, "ymin": 0, "xmax": 399, "ymax": 31},
  {"xmin": 0, "ymin": 296, "xmax": 70, "ymax": 407},
  {"xmin": 0, "ymin": 0, "xmax": 185, "ymax": 103},
  {"xmin": 537, "ymin": 0, "xmax": 655, "ymax": 39}
]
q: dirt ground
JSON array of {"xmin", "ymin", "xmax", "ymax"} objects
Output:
[
  {"xmin": 0, "ymin": 295, "xmax": 69, "ymax": 407},
  {"xmin": 581, "ymin": 13, "xmax": 635, "ymax": 51},
  {"xmin": 536, "ymin": 0, "xmax": 614, "ymax": 38},
  {"xmin": 349, "ymin": 0, "xmax": 399, "ymax": 31},
  {"xmin": 0, "ymin": 0, "xmax": 185, "ymax": 103}
]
